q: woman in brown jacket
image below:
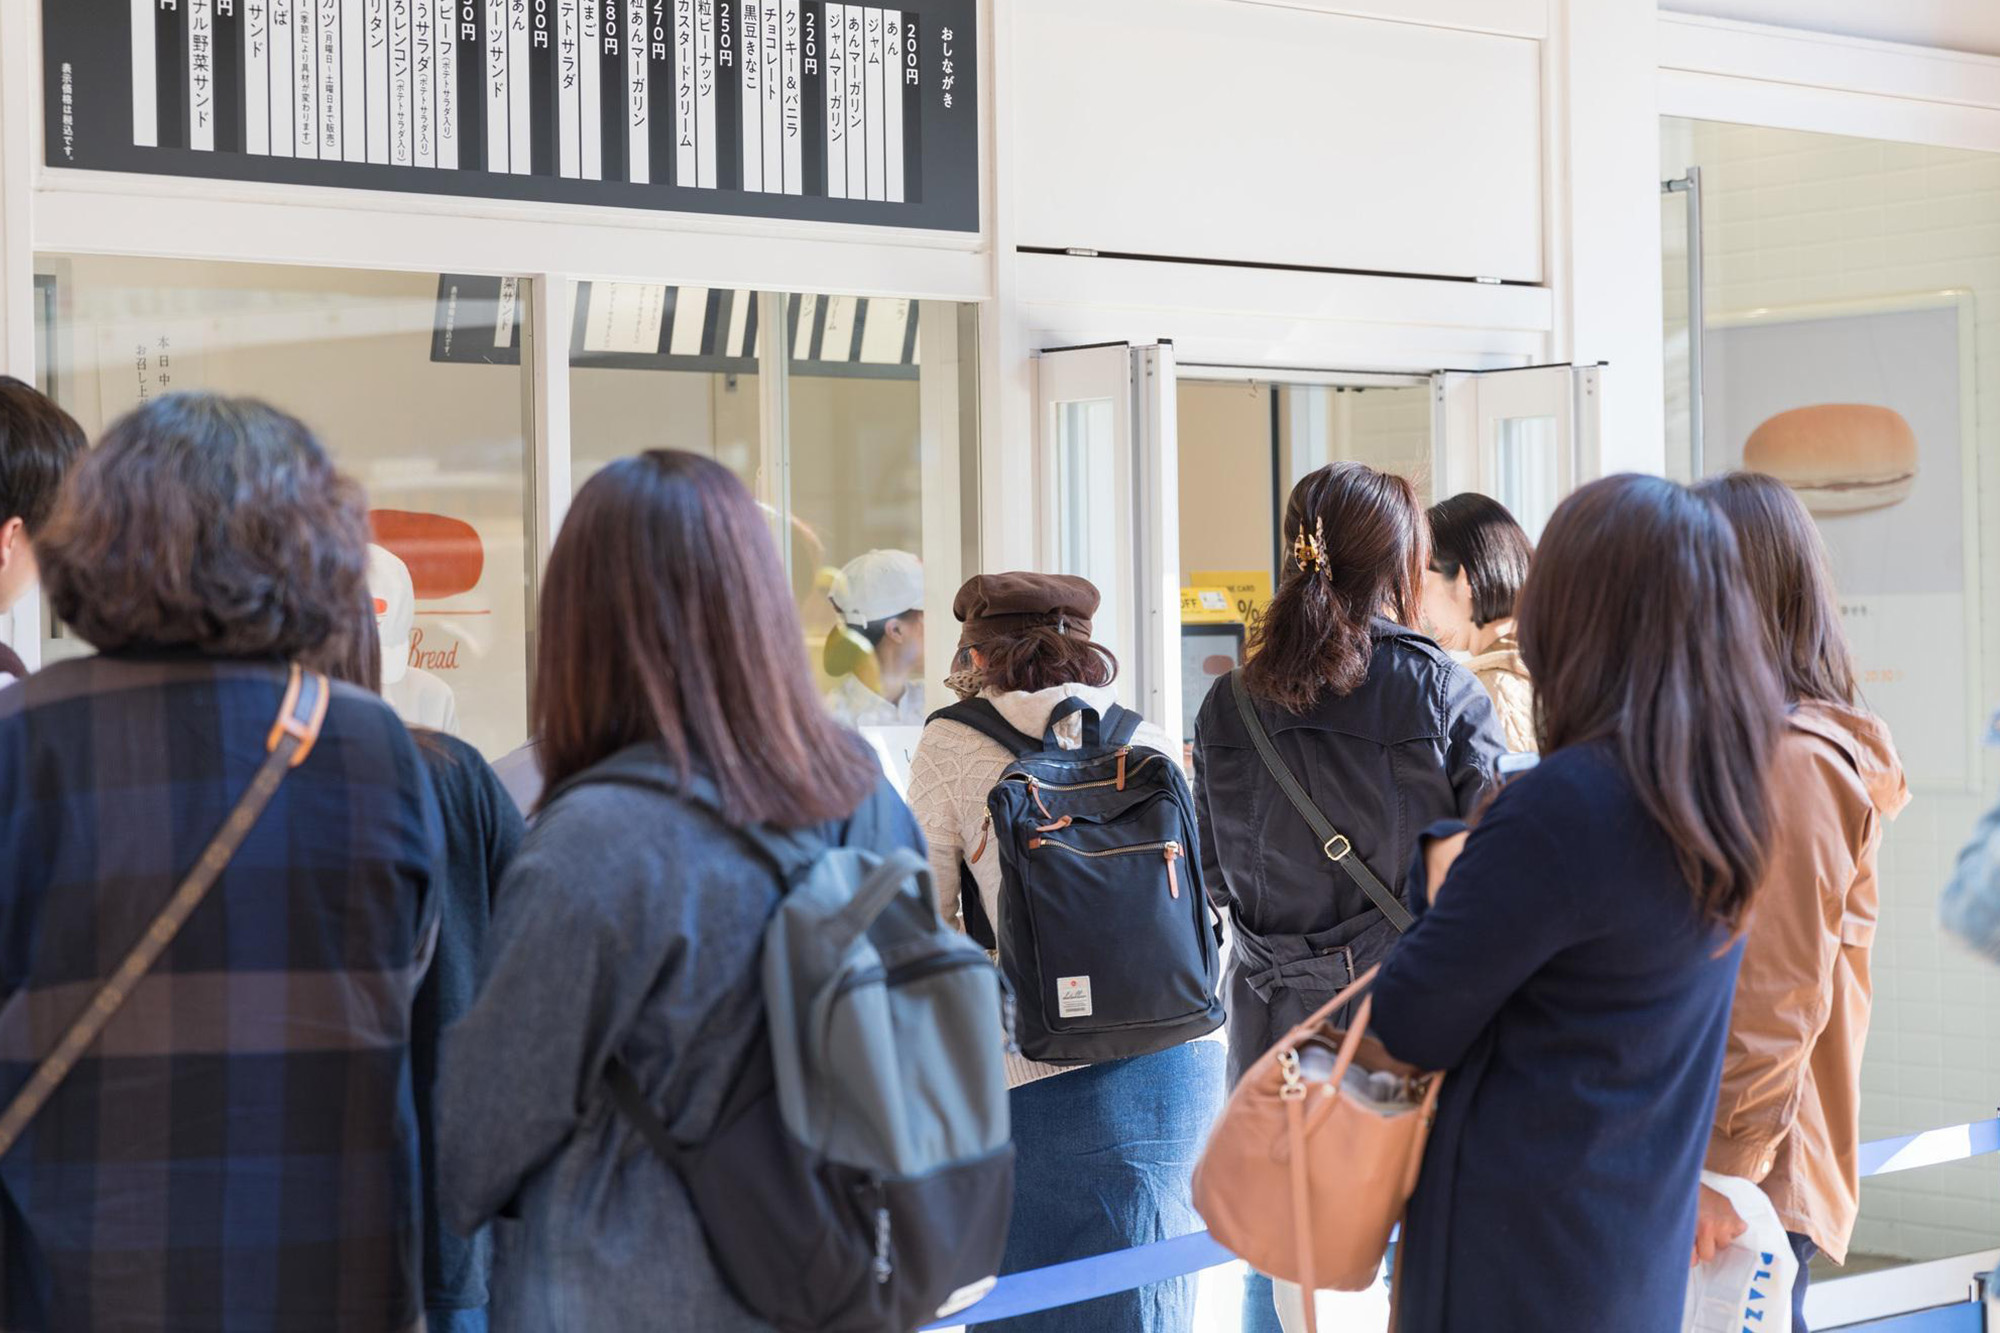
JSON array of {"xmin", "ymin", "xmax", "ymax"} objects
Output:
[{"xmin": 1692, "ymin": 473, "xmax": 1910, "ymax": 1332}]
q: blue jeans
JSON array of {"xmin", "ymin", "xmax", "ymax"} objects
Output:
[
  {"xmin": 1789, "ymin": 1233, "xmax": 1816, "ymax": 1333},
  {"xmin": 973, "ymin": 1041, "xmax": 1226, "ymax": 1333},
  {"xmin": 427, "ymin": 1308, "xmax": 487, "ymax": 1333}
]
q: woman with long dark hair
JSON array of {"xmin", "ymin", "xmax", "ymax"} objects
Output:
[
  {"xmin": 1194, "ymin": 462, "xmax": 1505, "ymax": 1084},
  {"xmin": 1368, "ymin": 474, "xmax": 1786, "ymax": 1331},
  {"xmin": 1691, "ymin": 472, "xmax": 1908, "ymax": 1332},
  {"xmin": 437, "ymin": 451, "xmax": 924, "ymax": 1331}
]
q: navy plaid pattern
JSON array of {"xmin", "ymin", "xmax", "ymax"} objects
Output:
[{"xmin": 0, "ymin": 654, "xmax": 442, "ymax": 1332}]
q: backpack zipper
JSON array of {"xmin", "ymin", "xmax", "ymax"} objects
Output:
[
  {"xmin": 1025, "ymin": 837, "xmax": 1185, "ymax": 900},
  {"xmin": 830, "ymin": 951, "xmax": 990, "ymax": 1002},
  {"xmin": 970, "ymin": 814, "xmax": 992, "ymax": 863},
  {"xmin": 1004, "ymin": 751, "xmax": 1164, "ymax": 795}
]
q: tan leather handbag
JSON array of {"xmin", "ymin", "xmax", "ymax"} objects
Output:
[{"xmin": 1193, "ymin": 965, "xmax": 1442, "ymax": 1333}]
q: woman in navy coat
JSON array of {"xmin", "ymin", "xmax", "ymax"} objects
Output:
[{"xmin": 1371, "ymin": 475, "xmax": 1788, "ymax": 1332}]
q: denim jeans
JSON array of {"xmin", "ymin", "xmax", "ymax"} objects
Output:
[
  {"xmin": 1788, "ymin": 1233, "xmax": 1816, "ymax": 1333},
  {"xmin": 973, "ymin": 1040, "xmax": 1226, "ymax": 1333},
  {"xmin": 426, "ymin": 1308, "xmax": 487, "ymax": 1333}
]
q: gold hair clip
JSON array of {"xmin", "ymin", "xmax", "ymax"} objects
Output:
[{"xmin": 1291, "ymin": 517, "xmax": 1329, "ymax": 576}]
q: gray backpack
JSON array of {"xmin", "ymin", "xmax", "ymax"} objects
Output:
[{"xmin": 605, "ymin": 796, "xmax": 1015, "ymax": 1332}]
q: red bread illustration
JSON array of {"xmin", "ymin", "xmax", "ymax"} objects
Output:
[{"xmin": 369, "ymin": 510, "xmax": 485, "ymax": 600}]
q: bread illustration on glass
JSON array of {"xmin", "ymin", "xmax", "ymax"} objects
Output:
[{"xmin": 1742, "ymin": 404, "xmax": 1917, "ymax": 516}]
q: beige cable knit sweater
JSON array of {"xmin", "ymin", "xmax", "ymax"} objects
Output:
[{"xmin": 905, "ymin": 682, "xmax": 1180, "ymax": 1088}]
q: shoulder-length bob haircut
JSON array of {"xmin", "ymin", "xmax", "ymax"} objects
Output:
[
  {"xmin": 1693, "ymin": 471, "xmax": 1857, "ymax": 708},
  {"xmin": 534, "ymin": 449, "xmax": 880, "ymax": 825},
  {"xmin": 1242, "ymin": 461, "xmax": 1426, "ymax": 713},
  {"xmin": 1518, "ymin": 474, "xmax": 1783, "ymax": 931},
  {"xmin": 39, "ymin": 392, "xmax": 370, "ymax": 662},
  {"xmin": 1427, "ymin": 491, "xmax": 1534, "ymax": 627}
]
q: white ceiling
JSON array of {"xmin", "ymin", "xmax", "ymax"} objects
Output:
[{"xmin": 1662, "ymin": 0, "xmax": 2000, "ymax": 58}]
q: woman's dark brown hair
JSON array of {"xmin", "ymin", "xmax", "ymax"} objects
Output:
[
  {"xmin": 1427, "ymin": 491, "xmax": 1534, "ymax": 627},
  {"xmin": 39, "ymin": 392, "xmax": 370, "ymax": 661},
  {"xmin": 1243, "ymin": 461, "xmax": 1427, "ymax": 713},
  {"xmin": 1518, "ymin": 474, "xmax": 1783, "ymax": 930},
  {"xmin": 535, "ymin": 449, "xmax": 880, "ymax": 824},
  {"xmin": 972, "ymin": 631, "xmax": 1117, "ymax": 695},
  {"xmin": 1693, "ymin": 471, "xmax": 1858, "ymax": 708}
]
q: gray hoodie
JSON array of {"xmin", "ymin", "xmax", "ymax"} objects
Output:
[{"xmin": 437, "ymin": 741, "xmax": 924, "ymax": 1332}]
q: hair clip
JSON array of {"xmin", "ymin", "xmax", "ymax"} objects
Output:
[{"xmin": 1291, "ymin": 517, "xmax": 1329, "ymax": 576}]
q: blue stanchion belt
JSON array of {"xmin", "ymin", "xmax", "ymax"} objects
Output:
[{"xmin": 925, "ymin": 1118, "xmax": 2000, "ymax": 1328}]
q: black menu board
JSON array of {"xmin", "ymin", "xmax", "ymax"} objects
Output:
[{"xmin": 43, "ymin": 0, "xmax": 978, "ymax": 232}]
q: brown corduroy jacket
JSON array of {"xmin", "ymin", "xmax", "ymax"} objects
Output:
[{"xmin": 1707, "ymin": 699, "xmax": 1909, "ymax": 1263}]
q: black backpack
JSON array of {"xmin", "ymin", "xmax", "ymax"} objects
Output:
[{"xmin": 930, "ymin": 697, "xmax": 1225, "ymax": 1065}]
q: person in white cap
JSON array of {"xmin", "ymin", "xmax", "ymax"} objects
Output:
[
  {"xmin": 823, "ymin": 549, "xmax": 926, "ymax": 728},
  {"xmin": 369, "ymin": 543, "xmax": 462, "ymax": 736}
]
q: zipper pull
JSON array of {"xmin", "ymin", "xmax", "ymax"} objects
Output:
[
  {"xmin": 1115, "ymin": 746, "xmax": 1130, "ymax": 791},
  {"xmin": 1026, "ymin": 777, "xmax": 1054, "ymax": 821},
  {"xmin": 1164, "ymin": 842, "xmax": 1183, "ymax": 899},
  {"xmin": 1034, "ymin": 814, "xmax": 1073, "ymax": 834},
  {"xmin": 872, "ymin": 1196, "xmax": 894, "ymax": 1284},
  {"xmin": 969, "ymin": 814, "xmax": 991, "ymax": 864}
]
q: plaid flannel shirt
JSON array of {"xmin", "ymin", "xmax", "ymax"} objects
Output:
[{"xmin": 0, "ymin": 653, "xmax": 443, "ymax": 1332}]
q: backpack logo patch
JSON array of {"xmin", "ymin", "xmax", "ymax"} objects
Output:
[{"xmin": 1057, "ymin": 976, "xmax": 1093, "ymax": 1018}]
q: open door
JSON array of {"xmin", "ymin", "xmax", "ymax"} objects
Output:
[
  {"xmin": 1432, "ymin": 363, "xmax": 1604, "ymax": 538},
  {"xmin": 1032, "ymin": 342, "xmax": 1182, "ymax": 745}
]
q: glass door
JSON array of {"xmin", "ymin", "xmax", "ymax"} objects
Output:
[
  {"xmin": 1432, "ymin": 365, "xmax": 1599, "ymax": 541},
  {"xmin": 1033, "ymin": 342, "xmax": 1180, "ymax": 742}
]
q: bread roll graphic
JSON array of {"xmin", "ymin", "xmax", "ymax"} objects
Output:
[{"xmin": 1741, "ymin": 404, "xmax": 1917, "ymax": 516}]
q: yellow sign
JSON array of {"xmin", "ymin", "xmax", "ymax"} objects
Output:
[
  {"xmin": 1181, "ymin": 587, "xmax": 1237, "ymax": 624},
  {"xmin": 1190, "ymin": 569, "xmax": 1274, "ymax": 631}
]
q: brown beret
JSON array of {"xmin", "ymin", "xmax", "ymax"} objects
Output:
[{"xmin": 952, "ymin": 572, "xmax": 1099, "ymax": 652}]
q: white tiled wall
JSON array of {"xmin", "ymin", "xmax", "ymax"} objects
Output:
[{"xmin": 1663, "ymin": 119, "xmax": 2000, "ymax": 1262}]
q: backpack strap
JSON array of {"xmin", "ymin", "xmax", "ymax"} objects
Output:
[
  {"xmin": 546, "ymin": 762, "xmax": 823, "ymax": 881},
  {"xmin": 1103, "ymin": 705, "xmax": 1143, "ymax": 748},
  {"xmin": 1229, "ymin": 670, "xmax": 1416, "ymax": 933},
  {"xmin": 1042, "ymin": 697, "xmax": 1143, "ymax": 751},
  {"xmin": 927, "ymin": 699, "xmax": 1042, "ymax": 758}
]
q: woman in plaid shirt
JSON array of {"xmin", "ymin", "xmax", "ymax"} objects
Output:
[{"xmin": 0, "ymin": 393, "xmax": 443, "ymax": 1332}]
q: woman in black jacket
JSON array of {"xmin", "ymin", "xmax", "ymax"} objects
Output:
[{"xmin": 1194, "ymin": 462, "xmax": 1506, "ymax": 1088}]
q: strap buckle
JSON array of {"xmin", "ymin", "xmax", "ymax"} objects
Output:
[
  {"xmin": 265, "ymin": 665, "xmax": 331, "ymax": 769},
  {"xmin": 1322, "ymin": 834, "xmax": 1352, "ymax": 862}
]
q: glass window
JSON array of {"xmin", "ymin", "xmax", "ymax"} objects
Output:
[
  {"xmin": 566, "ymin": 288, "xmax": 977, "ymax": 784},
  {"xmin": 1662, "ymin": 116, "xmax": 2000, "ymax": 1265},
  {"xmin": 31, "ymin": 256, "xmax": 534, "ymax": 761}
]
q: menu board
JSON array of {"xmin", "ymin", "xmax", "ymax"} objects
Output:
[{"xmin": 42, "ymin": 0, "xmax": 978, "ymax": 232}]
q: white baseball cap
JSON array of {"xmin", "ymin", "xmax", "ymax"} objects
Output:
[
  {"xmin": 367, "ymin": 543, "xmax": 416, "ymax": 685},
  {"xmin": 829, "ymin": 550, "xmax": 924, "ymax": 629}
]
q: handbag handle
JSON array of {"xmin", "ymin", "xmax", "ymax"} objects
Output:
[
  {"xmin": 0, "ymin": 665, "xmax": 329, "ymax": 1158},
  {"xmin": 1230, "ymin": 672, "xmax": 1415, "ymax": 932}
]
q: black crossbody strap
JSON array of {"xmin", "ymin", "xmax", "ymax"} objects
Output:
[
  {"xmin": 1229, "ymin": 671, "xmax": 1415, "ymax": 933},
  {"xmin": 0, "ymin": 664, "xmax": 332, "ymax": 1158}
]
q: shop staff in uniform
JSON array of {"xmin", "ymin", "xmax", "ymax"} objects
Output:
[
  {"xmin": 371, "ymin": 542, "xmax": 462, "ymax": 736},
  {"xmin": 0, "ymin": 376, "xmax": 86, "ymax": 685},
  {"xmin": 824, "ymin": 548, "xmax": 926, "ymax": 727}
]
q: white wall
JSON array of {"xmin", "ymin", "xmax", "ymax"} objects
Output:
[
  {"xmin": 1663, "ymin": 118, "xmax": 2000, "ymax": 1262},
  {"xmin": 1012, "ymin": 0, "xmax": 1545, "ymax": 284}
]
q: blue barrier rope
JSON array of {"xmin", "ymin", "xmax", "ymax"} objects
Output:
[{"xmin": 926, "ymin": 1117, "xmax": 2000, "ymax": 1328}]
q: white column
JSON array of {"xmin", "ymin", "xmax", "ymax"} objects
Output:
[{"xmin": 1549, "ymin": 0, "xmax": 1664, "ymax": 477}]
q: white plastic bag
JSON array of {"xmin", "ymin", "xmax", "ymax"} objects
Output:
[{"xmin": 1682, "ymin": 1172, "xmax": 1800, "ymax": 1333}]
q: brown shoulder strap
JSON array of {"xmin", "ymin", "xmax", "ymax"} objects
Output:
[{"xmin": 0, "ymin": 664, "xmax": 331, "ymax": 1158}]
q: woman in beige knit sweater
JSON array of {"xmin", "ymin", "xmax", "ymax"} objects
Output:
[
  {"xmin": 1422, "ymin": 492, "xmax": 1537, "ymax": 752},
  {"xmin": 905, "ymin": 572, "xmax": 1224, "ymax": 1333}
]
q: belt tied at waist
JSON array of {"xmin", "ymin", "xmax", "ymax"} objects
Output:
[{"xmin": 1229, "ymin": 918, "xmax": 1362, "ymax": 1005}]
